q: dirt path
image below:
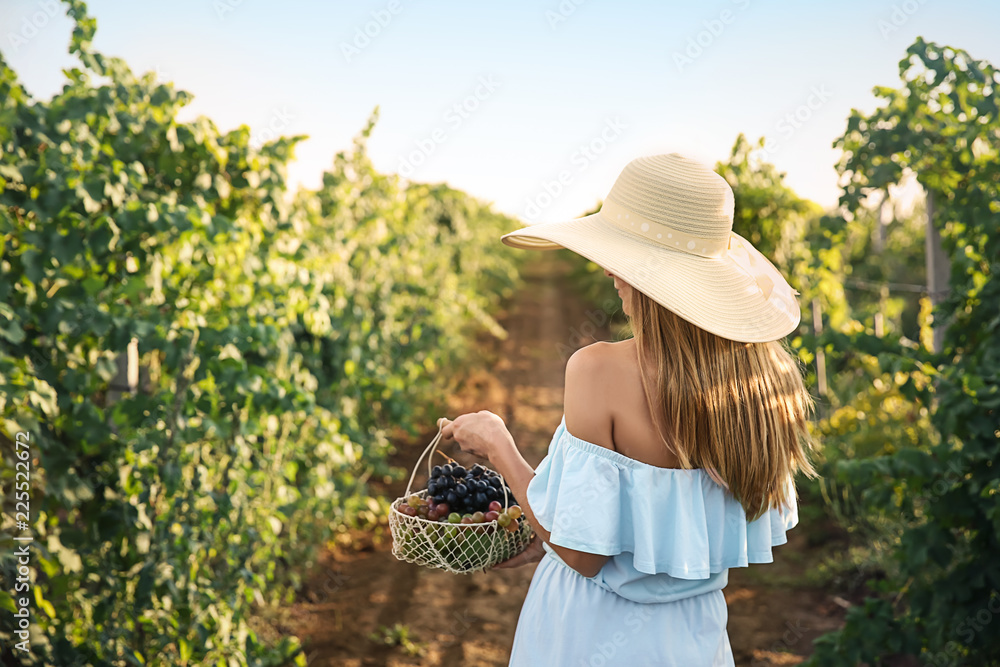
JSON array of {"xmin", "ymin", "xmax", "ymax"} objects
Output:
[{"xmin": 285, "ymin": 253, "xmax": 845, "ymax": 666}]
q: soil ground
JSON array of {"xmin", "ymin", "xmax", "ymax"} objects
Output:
[{"xmin": 282, "ymin": 253, "xmax": 847, "ymax": 666}]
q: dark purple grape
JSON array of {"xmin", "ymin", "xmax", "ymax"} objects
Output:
[
  {"xmin": 442, "ymin": 464, "xmax": 453, "ymax": 476},
  {"xmin": 432, "ymin": 466, "xmax": 442, "ymax": 477},
  {"xmin": 474, "ymin": 491, "xmax": 488, "ymax": 509},
  {"xmin": 454, "ymin": 483, "xmax": 468, "ymax": 498},
  {"xmin": 427, "ymin": 480, "xmax": 439, "ymax": 495},
  {"xmin": 488, "ymin": 477, "xmax": 502, "ymax": 488},
  {"xmin": 446, "ymin": 491, "xmax": 458, "ymax": 506},
  {"xmin": 452, "ymin": 465, "xmax": 466, "ymax": 477},
  {"xmin": 433, "ymin": 494, "xmax": 447, "ymax": 504}
]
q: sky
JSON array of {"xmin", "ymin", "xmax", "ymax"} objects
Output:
[{"xmin": 3, "ymin": 0, "xmax": 999, "ymax": 224}]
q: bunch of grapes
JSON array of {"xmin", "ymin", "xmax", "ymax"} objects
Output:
[
  {"xmin": 396, "ymin": 462, "xmax": 525, "ymax": 530},
  {"xmin": 429, "ymin": 462, "xmax": 515, "ymax": 515}
]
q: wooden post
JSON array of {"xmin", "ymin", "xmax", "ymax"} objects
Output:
[
  {"xmin": 875, "ymin": 191, "xmax": 890, "ymax": 337},
  {"xmin": 106, "ymin": 337, "xmax": 139, "ymax": 434},
  {"xmin": 812, "ymin": 298, "xmax": 827, "ymax": 399},
  {"xmin": 924, "ymin": 190, "xmax": 949, "ymax": 352},
  {"xmin": 875, "ymin": 284, "xmax": 888, "ymax": 338},
  {"xmin": 876, "ymin": 190, "xmax": 890, "ymax": 254}
]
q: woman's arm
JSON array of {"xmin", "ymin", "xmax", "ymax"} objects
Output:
[
  {"xmin": 488, "ymin": 437, "xmax": 610, "ymax": 578},
  {"xmin": 440, "ymin": 345, "xmax": 616, "ymax": 578}
]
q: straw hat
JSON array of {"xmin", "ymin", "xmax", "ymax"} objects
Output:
[{"xmin": 501, "ymin": 153, "xmax": 801, "ymax": 343}]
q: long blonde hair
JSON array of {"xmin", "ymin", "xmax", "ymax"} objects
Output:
[{"xmin": 628, "ymin": 289, "xmax": 818, "ymax": 521}]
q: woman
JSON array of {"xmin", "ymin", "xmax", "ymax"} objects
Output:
[{"xmin": 439, "ymin": 153, "xmax": 818, "ymax": 666}]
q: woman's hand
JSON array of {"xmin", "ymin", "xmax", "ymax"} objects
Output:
[
  {"xmin": 438, "ymin": 411, "xmax": 515, "ymax": 462},
  {"xmin": 492, "ymin": 534, "xmax": 545, "ymax": 570}
]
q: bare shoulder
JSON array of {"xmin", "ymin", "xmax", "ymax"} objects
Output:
[
  {"xmin": 566, "ymin": 339, "xmax": 635, "ymax": 376},
  {"xmin": 564, "ymin": 341, "xmax": 630, "ymax": 451},
  {"xmin": 566, "ymin": 340, "xmax": 617, "ymax": 373}
]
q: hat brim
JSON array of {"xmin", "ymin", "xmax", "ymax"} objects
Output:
[{"xmin": 501, "ymin": 212, "xmax": 801, "ymax": 343}]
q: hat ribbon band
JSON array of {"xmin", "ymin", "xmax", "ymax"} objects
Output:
[{"xmin": 598, "ymin": 199, "xmax": 730, "ymax": 259}]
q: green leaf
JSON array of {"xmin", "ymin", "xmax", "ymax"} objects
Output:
[
  {"xmin": 82, "ymin": 274, "xmax": 104, "ymax": 296},
  {"xmin": 179, "ymin": 638, "xmax": 192, "ymax": 662},
  {"xmin": 34, "ymin": 587, "xmax": 56, "ymax": 619},
  {"xmin": 0, "ymin": 302, "xmax": 25, "ymax": 343},
  {"xmin": 0, "ymin": 590, "xmax": 17, "ymax": 613}
]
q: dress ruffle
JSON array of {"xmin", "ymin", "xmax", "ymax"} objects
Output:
[{"xmin": 526, "ymin": 416, "xmax": 798, "ymax": 581}]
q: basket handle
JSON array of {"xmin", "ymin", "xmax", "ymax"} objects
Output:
[
  {"xmin": 404, "ymin": 423, "xmax": 445, "ymax": 498},
  {"xmin": 403, "ymin": 420, "xmax": 512, "ymax": 509}
]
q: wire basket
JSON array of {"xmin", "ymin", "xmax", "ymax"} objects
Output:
[{"xmin": 389, "ymin": 422, "xmax": 533, "ymax": 574}]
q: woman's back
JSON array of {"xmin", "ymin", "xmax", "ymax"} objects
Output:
[
  {"xmin": 511, "ymin": 400, "xmax": 799, "ymax": 665},
  {"xmin": 540, "ymin": 336, "xmax": 800, "ymax": 594},
  {"xmin": 564, "ymin": 338, "xmax": 682, "ymax": 470}
]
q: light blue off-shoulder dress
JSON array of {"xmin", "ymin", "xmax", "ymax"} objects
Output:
[{"xmin": 508, "ymin": 416, "xmax": 798, "ymax": 667}]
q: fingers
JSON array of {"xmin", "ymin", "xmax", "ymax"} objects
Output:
[
  {"xmin": 492, "ymin": 538, "xmax": 543, "ymax": 570},
  {"xmin": 438, "ymin": 417, "xmax": 454, "ymax": 441},
  {"xmin": 491, "ymin": 553, "xmax": 526, "ymax": 570},
  {"xmin": 439, "ymin": 414, "xmax": 470, "ymax": 442},
  {"xmin": 438, "ymin": 411, "xmax": 503, "ymax": 444},
  {"xmin": 492, "ymin": 550, "xmax": 539, "ymax": 569}
]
